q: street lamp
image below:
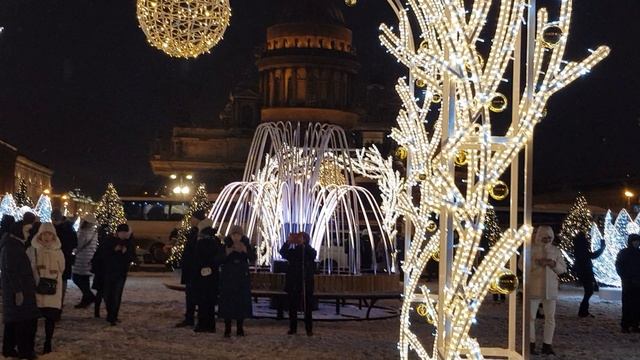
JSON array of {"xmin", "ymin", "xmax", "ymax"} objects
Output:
[{"xmin": 624, "ymin": 190, "xmax": 634, "ymax": 209}]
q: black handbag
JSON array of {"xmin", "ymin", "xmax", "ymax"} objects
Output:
[
  {"xmin": 36, "ymin": 278, "xmax": 57, "ymax": 295},
  {"xmin": 35, "ymin": 249, "xmax": 58, "ymax": 295}
]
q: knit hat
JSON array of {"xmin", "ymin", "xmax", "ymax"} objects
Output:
[
  {"xmin": 628, "ymin": 233, "xmax": 640, "ymax": 246},
  {"xmin": 116, "ymin": 224, "xmax": 130, "ymax": 233}
]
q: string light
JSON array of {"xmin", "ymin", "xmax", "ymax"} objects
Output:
[{"xmin": 351, "ymin": 0, "xmax": 609, "ymax": 358}]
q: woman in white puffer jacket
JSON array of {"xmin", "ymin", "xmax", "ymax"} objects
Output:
[
  {"xmin": 527, "ymin": 225, "xmax": 567, "ymax": 356},
  {"xmin": 72, "ymin": 214, "xmax": 98, "ymax": 309}
]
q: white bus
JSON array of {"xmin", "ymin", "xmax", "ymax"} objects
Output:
[{"xmin": 121, "ymin": 196, "xmax": 189, "ymax": 263}]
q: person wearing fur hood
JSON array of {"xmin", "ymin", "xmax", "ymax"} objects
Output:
[
  {"xmin": 26, "ymin": 222, "xmax": 65, "ymax": 354},
  {"xmin": 525, "ymin": 226, "xmax": 567, "ymax": 356}
]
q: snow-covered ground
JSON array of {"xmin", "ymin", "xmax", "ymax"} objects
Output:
[{"xmin": 1, "ymin": 273, "xmax": 637, "ymax": 360}]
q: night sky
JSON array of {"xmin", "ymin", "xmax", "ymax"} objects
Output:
[{"xmin": 0, "ymin": 0, "xmax": 638, "ymax": 197}]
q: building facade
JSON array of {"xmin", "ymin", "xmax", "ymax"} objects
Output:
[{"xmin": 0, "ymin": 140, "xmax": 53, "ymax": 201}]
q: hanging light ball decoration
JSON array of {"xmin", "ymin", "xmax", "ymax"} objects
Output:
[
  {"xmin": 431, "ymin": 93, "xmax": 442, "ymax": 104},
  {"xmin": 489, "ymin": 93, "xmax": 508, "ymax": 113},
  {"xmin": 541, "ymin": 23, "xmax": 564, "ymax": 49},
  {"xmin": 136, "ymin": 0, "xmax": 232, "ymax": 58},
  {"xmin": 489, "ymin": 180, "xmax": 510, "ymax": 201},
  {"xmin": 344, "ymin": 0, "xmax": 357, "ymax": 7},
  {"xmin": 489, "ymin": 268, "xmax": 519, "ymax": 295},
  {"xmin": 416, "ymin": 304, "xmax": 435, "ymax": 324},
  {"xmin": 415, "ymin": 78, "xmax": 427, "ymax": 88}
]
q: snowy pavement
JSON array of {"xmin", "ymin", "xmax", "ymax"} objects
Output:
[{"xmin": 1, "ymin": 273, "xmax": 638, "ymax": 359}]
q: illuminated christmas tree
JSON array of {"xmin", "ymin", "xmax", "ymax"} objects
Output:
[
  {"xmin": 0, "ymin": 194, "xmax": 20, "ymax": 220},
  {"xmin": 95, "ymin": 183, "xmax": 127, "ymax": 235},
  {"xmin": 167, "ymin": 184, "xmax": 211, "ymax": 268},
  {"xmin": 13, "ymin": 179, "xmax": 34, "ymax": 208},
  {"xmin": 558, "ymin": 194, "xmax": 593, "ymax": 282},
  {"xmin": 33, "ymin": 195, "xmax": 53, "ymax": 223}
]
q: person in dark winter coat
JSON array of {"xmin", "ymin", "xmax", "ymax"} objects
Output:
[
  {"xmin": 219, "ymin": 225, "xmax": 255, "ymax": 337},
  {"xmin": 193, "ymin": 225, "xmax": 224, "ymax": 333},
  {"xmin": 1, "ymin": 225, "xmax": 40, "ymax": 359},
  {"xmin": 175, "ymin": 210, "xmax": 207, "ymax": 328},
  {"xmin": 91, "ymin": 224, "xmax": 110, "ymax": 318},
  {"xmin": 0, "ymin": 215, "xmax": 15, "ymax": 239},
  {"xmin": 52, "ymin": 209, "xmax": 78, "ymax": 306},
  {"xmin": 93, "ymin": 224, "xmax": 135, "ymax": 326},
  {"xmin": 615, "ymin": 233, "xmax": 640, "ymax": 333},
  {"xmin": 12, "ymin": 212, "xmax": 38, "ymax": 247},
  {"xmin": 279, "ymin": 232, "xmax": 317, "ymax": 336},
  {"xmin": 573, "ymin": 231, "xmax": 605, "ymax": 317}
]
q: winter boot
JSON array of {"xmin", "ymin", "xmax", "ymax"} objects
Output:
[
  {"xmin": 236, "ymin": 320, "xmax": 245, "ymax": 336},
  {"xmin": 541, "ymin": 343, "xmax": 555, "ymax": 355},
  {"xmin": 529, "ymin": 343, "xmax": 538, "ymax": 355}
]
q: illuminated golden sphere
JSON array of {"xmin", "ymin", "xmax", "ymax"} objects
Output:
[
  {"xmin": 431, "ymin": 93, "xmax": 442, "ymax": 104},
  {"xmin": 395, "ymin": 146, "xmax": 408, "ymax": 161},
  {"xmin": 489, "ymin": 180, "xmax": 509, "ymax": 201},
  {"xmin": 344, "ymin": 0, "xmax": 357, "ymax": 7},
  {"xmin": 541, "ymin": 23, "xmax": 563, "ymax": 49},
  {"xmin": 137, "ymin": 0, "xmax": 231, "ymax": 58},
  {"xmin": 418, "ymin": 173, "xmax": 427, "ymax": 181},
  {"xmin": 489, "ymin": 93, "xmax": 508, "ymax": 113},
  {"xmin": 489, "ymin": 269, "xmax": 519, "ymax": 295},
  {"xmin": 415, "ymin": 78, "xmax": 427, "ymax": 88},
  {"xmin": 426, "ymin": 220, "xmax": 438, "ymax": 232},
  {"xmin": 454, "ymin": 150, "xmax": 468, "ymax": 167}
]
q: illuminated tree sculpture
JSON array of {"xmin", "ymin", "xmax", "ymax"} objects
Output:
[
  {"xmin": 0, "ymin": 194, "xmax": 21, "ymax": 220},
  {"xmin": 33, "ymin": 195, "xmax": 53, "ymax": 223},
  {"xmin": 168, "ymin": 183, "xmax": 211, "ymax": 268},
  {"xmin": 14, "ymin": 179, "xmax": 34, "ymax": 208},
  {"xmin": 558, "ymin": 193, "xmax": 593, "ymax": 282},
  {"xmin": 95, "ymin": 183, "xmax": 127, "ymax": 235},
  {"xmin": 350, "ymin": 0, "xmax": 609, "ymax": 358}
]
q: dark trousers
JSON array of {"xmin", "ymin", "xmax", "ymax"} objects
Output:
[
  {"xmin": 3, "ymin": 318, "xmax": 37, "ymax": 358},
  {"xmin": 72, "ymin": 274, "xmax": 96, "ymax": 303},
  {"xmin": 579, "ymin": 275, "xmax": 595, "ymax": 316},
  {"xmin": 195, "ymin": 288, "xmax": 216, "ymax": 330},
  {"xmin": 621, "ymin": 285, "xmax": 640, "ymax": 329},
  {"xmin": 104, "ymin": 276, "xmax": 126, "ymax": 323},
  {"xmin": 94, "ymin": 289, "xmax": 104, "ymax": 317},
  {"xmin": 184, "ymin": 283, "xmax": 196, "ymax": 324},
  {"xmin": 288, "ymin": 290, "xmax": 313, "ymax": 333}
]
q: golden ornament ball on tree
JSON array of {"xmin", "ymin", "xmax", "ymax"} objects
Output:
[
  {"xmin": 137, "ymin": 0, "xmax": 231, "ymax": 58},
  {"xmin": 395, "ymin": 146, "xmax": 408, "ymax": 161},
  {"xmin": 489, "ymin": 269, "xmax": 519, "ymax": 295},
  {"xmin": 454, "ymin": 150, "xmax": 468, "ymax": 167},
  {"xmin": 489, "ymin": 180, "xmax": 509, "ymax": 201},
  {"xmin": 489, "ymin": 93, "xmax": 508, "ymax": 113},
  {"xmin": 426, "ymin": 220, "xmax": 438, "ymax": 232},
  {"xmin": 541, "ymin": 23, "xmax": 564, "ymax": 49}
]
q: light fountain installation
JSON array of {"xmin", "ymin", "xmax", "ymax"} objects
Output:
[{"xmin": 208, "ymin": 121, "xmax": 397, "ymax": 275}]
